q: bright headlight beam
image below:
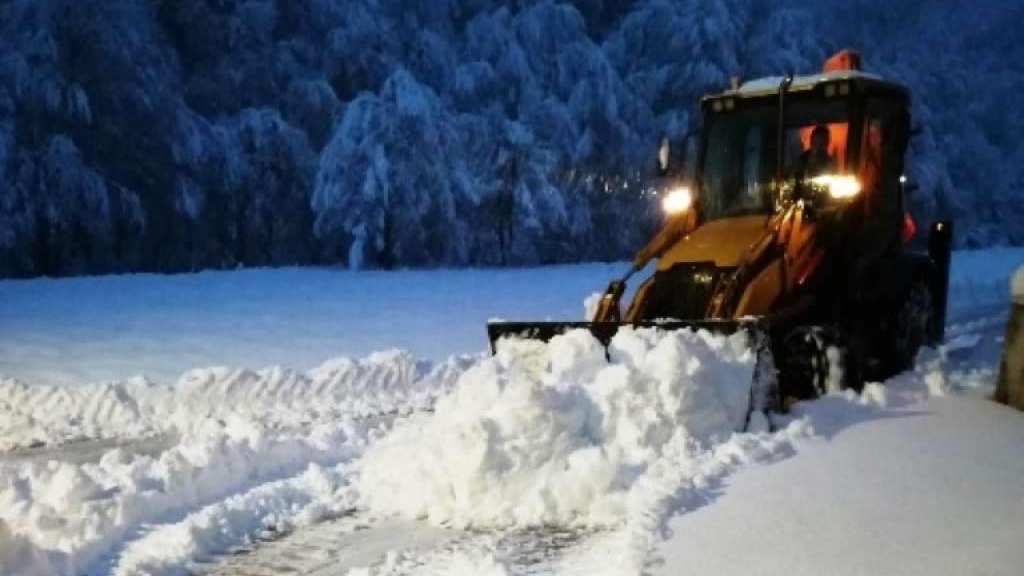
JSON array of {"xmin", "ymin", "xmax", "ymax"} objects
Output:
[
  {"xmin": 661, "ymin": 187, "xmax": 692, "ymax": 214},
  {"xmin": 810, "ymin": 174, "xmax": 861, "ymax": 199}
]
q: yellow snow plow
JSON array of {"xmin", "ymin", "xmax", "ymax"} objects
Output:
[{"xmin": 488, "ymin": 50, "xmax": 953, "ymax": 407}]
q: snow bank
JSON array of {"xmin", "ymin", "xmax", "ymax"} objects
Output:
[
  {"xmin": 0, "ymin": 419, "xmax": 361, "ymax": 576},
  {"xmin": 355, "ymin": 327, "xmax": 759, "ymax": 528},
  {"xmin": 0, "ymin": 378, "xmax": 159, "ymax": 451},
  {"xmin": 112, "ymin": 463, "xmax": 356, "ymax": 576},
  {"xmin": 0, "ymin": 351, "xmax": 473, "ymax": 451},
  {"xmin": 0, "ymin": 351, "xmax": 474, "ymax": 576}
]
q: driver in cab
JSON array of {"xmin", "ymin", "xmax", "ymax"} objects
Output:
[{"xmin": 796, "ymin": 125, "xmax": 836, "ymax": 178}]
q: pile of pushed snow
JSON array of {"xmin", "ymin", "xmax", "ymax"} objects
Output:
[
  {"xmin": 355, "ymin": 327, "xmax": 759, "ymax": 528},
  {"xmin": 0, "ymin": 351, "xmax": 474, "ymax": 451}
]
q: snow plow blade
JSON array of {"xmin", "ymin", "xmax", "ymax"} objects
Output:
[
  {"xmin": 487, "ymin": 319, "xmax": 780, "ymax": 426},
  {"xmin": 488, "ymin": 319, "xmax": 757, "ymax": 352}
]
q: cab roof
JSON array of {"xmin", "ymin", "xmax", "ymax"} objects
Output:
[{"xmin": 703, "ymin": 70, "xmax": 909, "ymax": 104}]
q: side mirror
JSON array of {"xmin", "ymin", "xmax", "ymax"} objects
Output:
[
  {"xmin": 655, "ymin": 127, "xmax": 701, "ymax": 179},
  {"xmin": 657, "ymin": 137, "xmax": 671, "ymax": 176}
]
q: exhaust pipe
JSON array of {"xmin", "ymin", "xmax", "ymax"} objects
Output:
[{"xmin": 927, "ymin": 220, "xmax": 953, "ymax": 344}]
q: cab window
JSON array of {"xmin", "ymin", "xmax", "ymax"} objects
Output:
[{"xmin": 861, "ymin": 97, "xmax": 910, "ymax": 224}]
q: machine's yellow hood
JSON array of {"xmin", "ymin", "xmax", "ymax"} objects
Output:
[{"xmin": 657, "ymin": 215, "xmax": 772, "ymax": 270}]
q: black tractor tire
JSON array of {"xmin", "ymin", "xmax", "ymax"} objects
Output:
[
  {"xmin": 777, "ymin": 327, "xmax": 849, "ymax": 401},
  {"xmin": 880, "ymin": 281, "xmax": 934, "ymax": 375}
]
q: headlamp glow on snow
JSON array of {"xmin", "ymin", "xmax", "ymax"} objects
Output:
[
  {"xmin": 661, "ymin": 187, "xmax": 693, "ymax": 215},
  {"xmin": 810, "ymin": 174, "xmax": 861, "ymax": 200}
]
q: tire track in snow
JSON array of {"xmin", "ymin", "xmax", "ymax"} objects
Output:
[
  {"xmin": 197, "ymin": 514, "xmax": 595, "ymax": 576},
  {"xmin": 194, "ymin": 516, "xmax": 454, "ymax": 576}
]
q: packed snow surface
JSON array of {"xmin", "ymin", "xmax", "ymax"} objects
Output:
[{"xmin": 650, "ymin": 370, "xmax": 1024, "ymax": 576}]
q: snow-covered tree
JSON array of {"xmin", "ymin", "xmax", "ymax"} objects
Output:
[
  {"xmin": 0, "ymin": 0, "xmax": 1021, "ymax": 277},
  {"xmin": 313, "ymin": 68, "xmax": 470, "ymax": 268},
  {"xmin": 605, "ymin": 0, "xmax": 749, "ymax": 139}
]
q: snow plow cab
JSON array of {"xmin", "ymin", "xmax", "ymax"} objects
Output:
[{"xmin": 488, "ymin": 50, "xmax": 953, "ymax": 406}]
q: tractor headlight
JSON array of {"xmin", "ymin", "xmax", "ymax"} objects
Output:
[
  {"xmin": 810, "ymin": 174, "xmax": 861, "ymax": 200},
  {"xmin": 662, "ymin": 186, "xmax": 693, "ymax": 215}
]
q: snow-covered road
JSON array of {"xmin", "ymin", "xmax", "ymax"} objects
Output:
[
  {"xmin": 652, "ymin": 374, "xmax": 1024, "ymax": 576},
  {"xmin": 2, "ymin": 250, "xmax": 1023, "ymax": 576}
]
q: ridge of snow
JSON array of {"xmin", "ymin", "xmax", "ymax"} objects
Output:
[
  {"xmin": 0, "ymin": 349, "xmax": 475, "ymax": 576},
  {"xmin": 0, "ymin": 351, "xmax": 475, "ymax": 451},
  {"xmin": 112, "ymin": 463, "xmax": 357, "ymax": 576},
  {"xmin": 0, "ymin": 420, "xmax": 362, "ymax": 576}
]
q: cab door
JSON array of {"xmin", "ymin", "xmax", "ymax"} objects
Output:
[{"xmin": 852, "ymin": 96, "xmax": 912, "ymax": 299}]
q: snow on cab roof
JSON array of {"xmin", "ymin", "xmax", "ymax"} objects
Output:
[{"xmin": 729, "ymin": 70, "xmax": 886, "ymax": 96}]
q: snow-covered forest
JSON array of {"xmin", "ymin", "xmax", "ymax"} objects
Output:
[{"xmin": 0, "ymin": 0, "xmax": 1020, "ymax": 277}]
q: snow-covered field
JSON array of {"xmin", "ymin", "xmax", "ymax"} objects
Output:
[
  {"xmin": 0, "ymin": 263, "xmax": 624, "ymax": 386},
  {"xmin": 1, "ymin": 248, "xmax": 1023, "ymax": 576}
]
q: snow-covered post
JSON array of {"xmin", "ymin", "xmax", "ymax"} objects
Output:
[{"xmin": 995, "ymin": 266, "xmax": 1024, "ymax": 409}]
